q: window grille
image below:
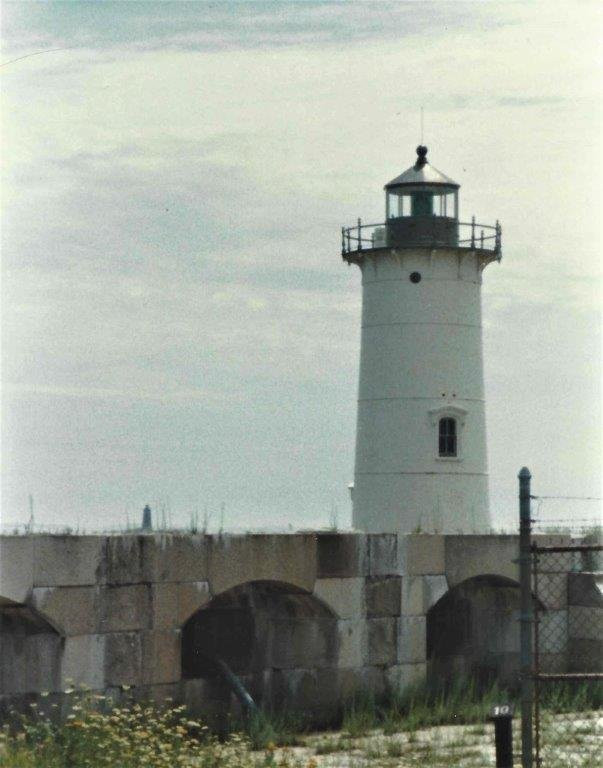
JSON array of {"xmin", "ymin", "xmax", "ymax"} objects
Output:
[{"xmin": 439, "ymin": 417, "xmax": 457, "ymax": 457}]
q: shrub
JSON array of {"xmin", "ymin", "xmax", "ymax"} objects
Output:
[{"xmin": 0, "ymin": 691, "xmax": 282, "ymax": 768}]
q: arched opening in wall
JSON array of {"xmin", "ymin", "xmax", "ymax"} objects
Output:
[
  {"xmin": 182, "ymin": 581, "xmax": 339, "ymax": 720},
  {"xmin": 426, "ymin": 575, "xmax": 524, "ymax": 690},
  {"xmin": 0, "ymin": 602, "xmax": 62, "ymax": 714}
]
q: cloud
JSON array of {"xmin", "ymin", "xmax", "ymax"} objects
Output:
[
  {"xmin": 1, "ymin": 2, "xmax": 510, "ymax": 59},
  {"xmin": 496, "ymin": 96, "xmax": 568, "ymax": 107},
  {"xmin": 2, "ymin": 136, "xmax": 359, "ymax": 412}
]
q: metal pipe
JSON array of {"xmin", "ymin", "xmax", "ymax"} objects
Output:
[
  {"xmin": 214, "ymin": 658, "xmax": 258, "ymax": 717},
  {"xmin": 519, "ymin": 466, "xmax": 533, "ymax": 767}
]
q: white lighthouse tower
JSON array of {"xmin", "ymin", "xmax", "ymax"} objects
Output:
[{"xmin": 343, "ymin": 146, "xmax": 501, "ymax": 535}]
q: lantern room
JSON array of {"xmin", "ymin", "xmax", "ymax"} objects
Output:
[{"xmin": 384, "ymin": 145, "xmax": 459, "ymax": 248}]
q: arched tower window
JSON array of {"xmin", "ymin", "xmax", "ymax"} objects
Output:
[
  {"xmin": 429, "ymin": 405, "xmax": 466, "ymax": 460},
  {"xmin": 439, "ymin": 417, "xmax": 457, "ymax": 457}
]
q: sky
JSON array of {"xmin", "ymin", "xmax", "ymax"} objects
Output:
[{"xmin": 1, "ymin": 1, "xmax": 601, "ymax": 533}]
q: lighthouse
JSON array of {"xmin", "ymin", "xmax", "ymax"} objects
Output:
[{"xmin": 343, "ymin": 146, "xmax": 501, "ymax": 535}]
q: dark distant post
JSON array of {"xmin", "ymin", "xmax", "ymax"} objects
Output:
[
  {"xmin": 490, "ymin": 705, "xmax": 514, "ymax": 767},
  {"xmin": 142, "ymin": 504, "xmax": 152, "ymax": 532}
]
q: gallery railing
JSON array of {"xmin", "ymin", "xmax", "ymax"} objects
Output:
[{"xmin": 341, "ymin": 217, "xmax": 501, "ymax": 256}]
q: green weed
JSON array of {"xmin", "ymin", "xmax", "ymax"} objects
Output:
[
  {"xmin": 242, "ymin": 709, "xmax": 304, "ymax": 751},
  {"xmin": 341, "ymin": 691, "xmax": 379, "ymax": 738}
]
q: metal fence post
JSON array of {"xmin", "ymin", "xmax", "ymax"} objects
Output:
[{"xmin": 519, "ymin": 466, "xmax": 533, "ymax": 767}]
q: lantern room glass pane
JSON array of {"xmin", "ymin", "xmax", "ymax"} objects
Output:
[
  {"xmin": 387, "ymin": 188, "xmax": 458, "ymax": 221},
  {"xmin": 385, "ymin": 187, "xmax": 458, "ymax": 219}
]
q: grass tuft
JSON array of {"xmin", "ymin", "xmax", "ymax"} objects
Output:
[
  {"xmin": 242, "ymin": 709, "xmax": 305, "ymax": 751},
  {"xmin": 341, "ymin": 690, "xmax": 378, "ymax": 737}
]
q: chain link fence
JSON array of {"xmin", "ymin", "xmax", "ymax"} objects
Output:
[
  {"xmin": 519, "ymin": 468, "xmax": 603, "ymax": 767},
  {"xmin": 532, "ymin": 545, "xmax": 602, "ymax": 767}
]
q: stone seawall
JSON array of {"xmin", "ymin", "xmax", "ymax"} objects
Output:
[{"xmin": 0, "ymin": 531, "xmax": 582, "ymax": 721}]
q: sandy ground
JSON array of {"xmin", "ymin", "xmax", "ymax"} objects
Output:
[{"xmin": 264, "ymin": 712, "xmax": 602, "ymax": 768}]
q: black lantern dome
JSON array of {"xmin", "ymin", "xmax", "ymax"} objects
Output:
[{"xmin": 385, "ymin": 145, "xmax": 459, "ymax": 191}]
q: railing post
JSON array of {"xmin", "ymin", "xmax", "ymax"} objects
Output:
[
  {"xmin": 358, "ymin": 218, "xmax": 362, "ymax": 250},
  {"xmin": 346, "ymin": 228, "xmax": 351, "ymax": 253},
  {"xmin": 471, "ymin": 215, "xmax": 476, "ymax": 249},
  {"xmin": 496, "ymin": 220, "xmax": 501, "ymax": 254},
  {"xmin": 480, "ymin": 229, "xmax": 484, "ymax": 249},
  {"xmin": 341, "ymin": 227, "xmax": 346, "ymax": 255},
  {"xmin": 519, "ymin": 466, "xmax": 533, "ymax": 768}
]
